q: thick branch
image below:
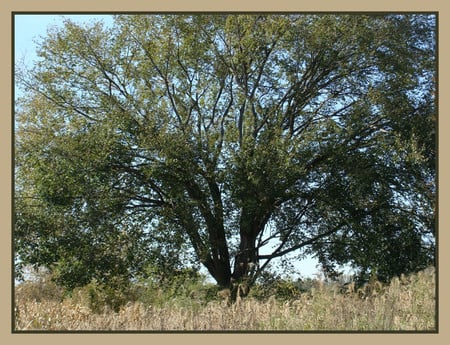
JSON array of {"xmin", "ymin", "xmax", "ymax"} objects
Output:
[{"xmin": 258, "ymin": 221, "xmax": 347, "ymax": 260}]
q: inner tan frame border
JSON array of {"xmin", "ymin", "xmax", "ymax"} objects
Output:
[{"xmin": 1, "ymin": 0, "xmax": 447, "ymax": 344}]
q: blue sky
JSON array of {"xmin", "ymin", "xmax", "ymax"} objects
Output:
[
  {"xmin": 14, "ymin": 13, "xmax": 328, "ymax": 280},
  {"xmin": 14, "ymin": 14, "xmax": 114, "ymax": 67}
]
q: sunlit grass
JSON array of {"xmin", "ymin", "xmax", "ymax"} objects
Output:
[{"xmin": 14, "ymin": 267, "xmax": 436, "ymax": 331}]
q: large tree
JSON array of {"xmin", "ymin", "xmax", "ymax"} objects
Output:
[{"xmin": 15, "ymin": 14, "xmax": 436, "ymax": 298}]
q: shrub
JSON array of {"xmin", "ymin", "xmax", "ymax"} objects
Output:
[
  {"xmin": 134, "ymin": 268, "xmax": 217, "ymax": 308},
  {"xmin": 70, "ymin": 278, "xmax": 134, "ymax": 313},
  {"xmin": 249, "ymin": 276, "xmax": 305, "ymax": 301},
  {"xmin": 14, "ymin": 269, "xmax": 64, "ymax": 303}
]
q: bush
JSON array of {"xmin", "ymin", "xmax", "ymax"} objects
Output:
[
  {"xmin": 134, "ymin": 268, "xmax": 218, "ymax": 308},
  {"xmin": 70, "ymin": 278, "xmax": 135, "ymax": 313},
  {"xmin": 15, "ymin": 268, "xmax": 64, "ymax": 303},
  {"xmin": 249, "ymin": 272, "xmax": 306, "ymax": 301}
]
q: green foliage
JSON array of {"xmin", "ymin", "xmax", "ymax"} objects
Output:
[
  {"xmin": 15, "ymin": 14, "xmax": 436, "ymax": 297},
  {"xmin": 134, "ymin": 267, "xmax": 219, "ymax": 308},
  {"xmin": 70, "ymin": 278, "xmax": 134, "ymax": 313},
  {"xmin": 249, "ymin": 270, "xmax": 309, "ymax": 301}
]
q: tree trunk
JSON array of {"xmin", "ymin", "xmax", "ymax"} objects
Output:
[{"xmin": 230, "ymin": 231, "xmax": 257, "ymax": 302}]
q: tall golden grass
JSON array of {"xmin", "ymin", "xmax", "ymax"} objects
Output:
[{"xmin": 14, "ymin": 267, "xmax": 436, "ymax": 331}]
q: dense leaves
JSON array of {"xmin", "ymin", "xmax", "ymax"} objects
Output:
[{"xmin": 15, "ymin": 14, "xmax": 436, "ymax": 297}]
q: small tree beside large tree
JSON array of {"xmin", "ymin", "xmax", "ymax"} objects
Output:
[{"xmin": 15, "ymin": 14, "xmax": 436, "ymax": 301}]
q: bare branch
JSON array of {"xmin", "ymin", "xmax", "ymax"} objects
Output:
[{"xmin": 258, "ymin": 221, "xmax": 347, "ymax": 260}]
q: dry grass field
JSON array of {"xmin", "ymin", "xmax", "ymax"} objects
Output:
[{"xmin": 14, "ymin": 267, "xmax": 436, "ymax": 331}]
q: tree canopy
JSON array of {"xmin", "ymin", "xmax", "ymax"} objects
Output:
[{"xmin": 15, "ymin": 14, "xmax": 436, "ymax": 298}]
